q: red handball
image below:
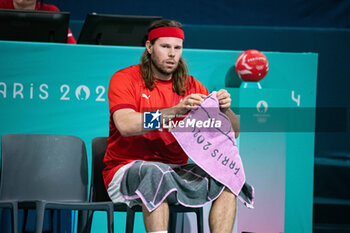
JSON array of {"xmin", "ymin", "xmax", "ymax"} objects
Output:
[{"xmin": 235, "ymin": 50, "xmax": 269, "ymax": 82}]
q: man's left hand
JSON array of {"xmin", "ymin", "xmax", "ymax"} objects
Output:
[{"xmin": 216, "ymin": 89, "xmax": 231, "ymax": 112}]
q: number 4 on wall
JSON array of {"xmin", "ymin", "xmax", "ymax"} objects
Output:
[{"xmin": 291, "ymin": 90, "xmax": 300, "ymax": 107}]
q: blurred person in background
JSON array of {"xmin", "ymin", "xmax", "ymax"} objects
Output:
[{"xmin": 0, "ymin": 0, "xmax": 77, "ymax": 43}]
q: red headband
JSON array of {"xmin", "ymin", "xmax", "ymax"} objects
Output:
[{"xmin": 148, "ymin": 27, "xmax": 185, "ymax": 41}]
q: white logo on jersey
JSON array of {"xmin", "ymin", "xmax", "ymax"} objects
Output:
[{"xmin": 142, "ymin": 93, "xmax": 151, "ymax": 100}]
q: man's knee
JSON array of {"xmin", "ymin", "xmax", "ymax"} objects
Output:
[{"xmin": 217, "ymin": 187, "xmax": 236, "ymax": 202}]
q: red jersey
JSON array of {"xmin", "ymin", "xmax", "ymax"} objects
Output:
[
  {"xmin": 103, "ymin": 64, "xmax": 209, "ymax": 188},
  {"xmin": 0, "ymin": 0, "xmax": 76, "ymax": 44}
]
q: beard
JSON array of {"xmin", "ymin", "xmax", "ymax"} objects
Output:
[{"xmin": 151, "ymin": 57, "xmax": 178, "ymax": 76}]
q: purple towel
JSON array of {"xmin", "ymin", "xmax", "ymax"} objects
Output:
[{"xmin": 172, "ymin": 92, "xmax": 254, "ymax": 207}]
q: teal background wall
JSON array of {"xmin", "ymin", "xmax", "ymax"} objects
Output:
[{"xmin": 0, "ymin": 41, "xmax": 317, "ymax": 232}]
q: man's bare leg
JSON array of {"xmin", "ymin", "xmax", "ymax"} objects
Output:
[
  {"xmin": 209, "ymin": 187, "xmax": 237, "ymax": 233},
  {"xmin": 142, "ymin": 202, "xmax": 169, "ymax": 232}
]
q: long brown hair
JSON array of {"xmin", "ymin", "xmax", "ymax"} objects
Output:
[{"xmin": 140, "ymin": 20, "xmax": 188, "ymax": 96}]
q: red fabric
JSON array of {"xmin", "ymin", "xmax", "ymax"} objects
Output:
[
  {"xmin": 66, "ymin": 28, "xmax": 76, "ymax": 44},
  {"xmin": 103, "ymin": 64, "xmax": 208, "ymax": 188},
  {"xmin": 0, "ymin": 0, "xmax": 15, "ymax": 8},
  {"xmin": 148, "ymin": 27, "xmax": 185, "ymax": 41},
  {"xmin": 0, "ymin": 0, "xmax": 76, "ymax": 44}
]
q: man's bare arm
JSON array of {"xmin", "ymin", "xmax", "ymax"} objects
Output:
[
  {"xmin": 223, "ymin": 108, "xmax": 240, "ymax": 138},
  {"xmin": 216, "ymin": 89, "xmax": 240, "ymax": 138}
]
